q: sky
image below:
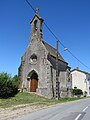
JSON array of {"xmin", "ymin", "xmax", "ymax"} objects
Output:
[{"xmin": 0, "ymin": 0, "xmax": 90, "ymax": 76}]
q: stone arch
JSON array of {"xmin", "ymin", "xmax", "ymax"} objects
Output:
[{"xmin": 27, "ymin": 70, "xmax": 38, "ymax": 92}]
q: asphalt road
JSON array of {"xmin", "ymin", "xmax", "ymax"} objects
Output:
[{"xmin": 14, "ymin": 98, "xmax": 90, "ymax": 120}]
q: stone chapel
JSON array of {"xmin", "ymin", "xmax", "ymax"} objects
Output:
[{"xmin": 18, "ymin": 9, "xmax": 72, "ymax": 98}]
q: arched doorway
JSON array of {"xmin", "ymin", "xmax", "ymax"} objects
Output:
[{"xmin": 29, "ymin": 71, "xmax": 38, "ymax": 92}]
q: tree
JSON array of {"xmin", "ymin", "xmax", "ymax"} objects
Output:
[
  {"xmin": 0, "ymin": 72, "xmax": 18, "ymax": 98},
  {"xmin": 12, "ymin": 75, "xmax": 18, "ymax": 94}
]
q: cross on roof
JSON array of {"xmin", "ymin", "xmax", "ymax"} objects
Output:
[{"xmin": 36, "ymin": 8, "xmax": 39, "ymax": 15}]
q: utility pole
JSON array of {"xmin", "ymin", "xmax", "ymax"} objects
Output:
[{"xmin": 56, "ymin": 40, "xmax": 59, "ymax": 100}]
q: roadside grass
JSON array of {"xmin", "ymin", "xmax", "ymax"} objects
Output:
[{"xmin": 0, "ymin": 92, "xmax": 85, "ymax": 108}]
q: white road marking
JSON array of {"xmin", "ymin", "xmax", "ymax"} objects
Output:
[
  {"xmin": 82, "ymin": 106, "xmax": 88, "ymax": 112},
  {"xmin": 74, "ymin": 105, "xmax": 89, "ymax": 120},
  {"xmin": 74, "ymin": 114, "xmax": 82, "ymax": 120}
]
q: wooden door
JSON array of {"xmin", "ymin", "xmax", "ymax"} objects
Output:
[{"xmin": 30, "ymin": 79, "xmax": 38, "ymax": 92}]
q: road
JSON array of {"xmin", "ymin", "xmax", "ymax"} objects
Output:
[{"xmin": 14, "ymin": 98, "xmax": 90, "ymax": 120}]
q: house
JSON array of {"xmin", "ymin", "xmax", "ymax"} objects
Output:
[
  {"xmin": 18, "ymin": 9, "xmax": 72, "ymax": 98},
  {"xmin": 71, "ymin": 67, "xmax": 90, "ymax": 96}
]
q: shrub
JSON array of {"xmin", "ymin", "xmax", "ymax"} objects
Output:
[
  {"xmin": 0, "ymin": 72, "xmax": 18, "ymax": 98},
  {"xmin": 72, "ymin": 87, "xmax": 83, "ymax": 97}
]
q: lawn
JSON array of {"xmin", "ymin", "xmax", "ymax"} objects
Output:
[{"xmin": 0, "ymin": 92, "xmax": 84, "ymax": 108}]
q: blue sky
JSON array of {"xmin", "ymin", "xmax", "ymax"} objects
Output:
[{"xmin": 0, "ymin": 0, "xmax": 90, "ymax": 76}]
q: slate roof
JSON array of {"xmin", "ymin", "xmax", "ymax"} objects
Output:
[{"xmin": 42, "ymin": 41, "xmax": 67, "ymax": 64}]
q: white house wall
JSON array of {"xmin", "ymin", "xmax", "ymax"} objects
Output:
[{"xmin": 71, "ymin": 71, "xmax": 87, "ymax": 93}]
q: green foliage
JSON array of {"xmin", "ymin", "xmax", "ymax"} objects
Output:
[
  {"xmin": 12, "ymin": 75, "xmax": 18, "ymax": 94},
  {"xmin": 12, "ymin": 75, "xmax": 18, "ymax": 85},
  {"xmin": 0, "ymin": 72, "xmax": 18, "ymax": 98},
  {"xmin": 72, "ymin": 87, "xmax": 83, "ymax": 97}
]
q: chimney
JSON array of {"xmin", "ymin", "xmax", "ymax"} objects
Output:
[{"xmin": 75, "ymin": 67, "xmax": 79, "ymax": 70}]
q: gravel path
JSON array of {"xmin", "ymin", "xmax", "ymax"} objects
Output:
[{"xmin": 0, "ymin": 104, "xmax": 49, "ymax": 120}]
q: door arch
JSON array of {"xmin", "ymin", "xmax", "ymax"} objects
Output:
[{"xmin": 28, "ymin": 70, "xmax": 38, "ymax": 92}]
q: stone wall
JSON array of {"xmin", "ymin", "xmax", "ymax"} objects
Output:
[
  {"xmin": 20, "ymin": 38, "xmax": 54, "ymax": 98},
  {"xmin": 47, "ymin": 55, "xmax": 72, "ymax": 98}
]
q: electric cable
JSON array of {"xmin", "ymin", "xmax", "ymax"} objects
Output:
[{"xmin": 25, "ymin": 0, "xmax": 90, "ymax": 70}]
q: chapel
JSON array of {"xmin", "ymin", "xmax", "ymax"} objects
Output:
[{"xmin": 18, "ymin": 9, "xmax": 72, "ymax": 98}]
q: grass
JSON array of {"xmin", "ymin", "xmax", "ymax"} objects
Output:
[{"xmin": 0, "ymin": 92, "xmax": 85, "ymax": 108}]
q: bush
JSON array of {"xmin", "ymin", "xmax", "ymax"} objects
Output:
[
  {"xmin": 0, "ymin": 72, "xmax": 18, "ymax": 98},
  {"xmin": 72, "ymin": 87, "xmax": 83, "ymax": 97}
]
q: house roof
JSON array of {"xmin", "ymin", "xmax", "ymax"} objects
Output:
[
  {"xmin": 42, "ymin": 41, "xmax": 68, "ymax": 64},
  {"xmin": 71, "ymin": 68, "xmax": 90, "ymax": 75}
]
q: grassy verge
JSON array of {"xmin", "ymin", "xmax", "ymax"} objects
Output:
[{"xmin": 0, "ymin": 92, "xmax": 85, "ymax": 108}]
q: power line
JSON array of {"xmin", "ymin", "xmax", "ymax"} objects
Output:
[
  {"xmin": 25, "ymin": 0, "xmax": 36, "ymax": 13},
  {"xmin": 43, "ymin": 22, "xmax": 66, "ymax": 48},
  {"xmin": 25, "ymin": 0, "xmax": 90, "ymax": 70},
  {"xmin": 67, "ymin": 49, "xmax": 89, "ymax": 69}
]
